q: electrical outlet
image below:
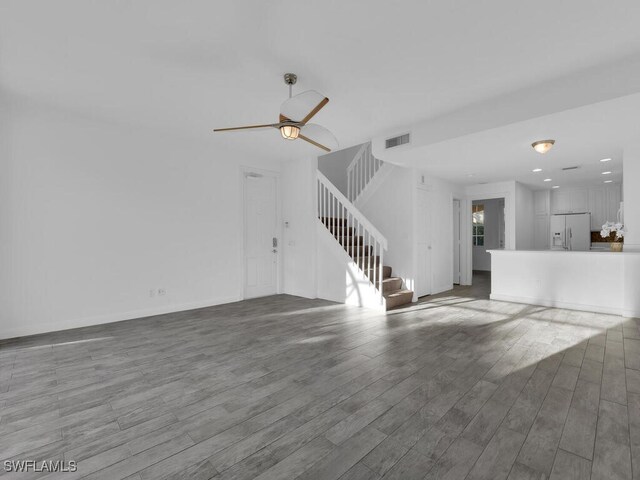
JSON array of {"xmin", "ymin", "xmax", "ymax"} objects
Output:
[{"xmin": 158, "ymin": 288, "xmax": 166, "ymax": 296}]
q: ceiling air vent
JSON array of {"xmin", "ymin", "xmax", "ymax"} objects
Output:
[
  {"xmin": 385, "ymin": 133, "xmax": 410, "ymax": 149},
  {"xmin": 562, "ymin": 166, "xmax": 580, "ymax": 171}
]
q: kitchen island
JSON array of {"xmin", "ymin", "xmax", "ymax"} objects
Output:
[{"xmin": 489, "ymin": 249, "xmax": 640, "ymax": 317}]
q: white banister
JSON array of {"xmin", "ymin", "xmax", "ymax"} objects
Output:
[
  {"xmin": 317, "ymin": 170, "xmax": 387, "ymax": 305},
  {"xmin": 346, "ymin": 142, "xmax": 383, "ymax": 203}
]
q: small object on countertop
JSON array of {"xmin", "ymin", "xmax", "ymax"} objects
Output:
[{"xmin": 611, "ymin": 242, "xmax": 623, "ymax": 252}]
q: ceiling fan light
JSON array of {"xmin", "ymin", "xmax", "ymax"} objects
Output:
[
  {"xmin": 532, "ymin": 139, "xmax": 555, "ymax": 154},
  {"xmin": 280, "ymin": 125, "xmax": 300, "ymax": 140}
]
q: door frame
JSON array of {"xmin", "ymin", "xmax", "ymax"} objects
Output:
[
  {"xmin": 453, "ymin": 198, "xmax": 461, "ymax": 285},
  {"xmin": 239, "ymin": 166, "xmax": 283, "ymax": 299},
  {"xmin": 464, "ymin": 191, "xmax": 513, "ymax": 285}
]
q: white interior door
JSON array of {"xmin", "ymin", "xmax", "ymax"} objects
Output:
[
  {"xmin": 244, "ymin": 173, "xmax": 279, "ymax": 298},
  {"xmin": 453, "ymin": 199, "xmax": 461, "ymax": 284},
  {"xmin": 416, "ymin": 188, "xmax": 432, "ymax": 297}
]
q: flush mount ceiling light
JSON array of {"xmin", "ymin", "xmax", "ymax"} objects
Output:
[
  {"xmin": 532, "ymin": 139, "xmax": 555, "ymax": 154},
  {"xmin": 552, "ymin": 185, "xmax": 560, "ymax": 189},
  {"xmin": 602, "ymin": 171, "xmax": 612, "ymax": 175},
  {"xmin": 543, "ymin": 178, "xmax": 552, "ymax": 182},
  {"xmin": 604, "ymin": 180, "xmax": 613, "ymax": 183},
  {"xmin": 532, "ymin": 168, "xmax": 542, "ymax": 172},
  {"xmin": 600, "ymin": 158, "xmax": 612, "ymax": 162}
]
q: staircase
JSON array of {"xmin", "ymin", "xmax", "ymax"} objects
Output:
[
  {"xmin": 317, "ymin": 171, "xmax": 414, "ymax": 310},
  {"xmin": 347, "ymin": 142, "xmax": 384, "ymax": 203}
]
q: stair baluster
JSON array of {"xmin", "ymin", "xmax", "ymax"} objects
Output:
[
  {"xmin": 317, "ymin": 170, "xmax": 387, "ymax": 307},
  {"xmin": 346, "ymin": 142, "xmax": 384, "ymax": 203}
]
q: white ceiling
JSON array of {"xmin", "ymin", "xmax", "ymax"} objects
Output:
[
  {"xmin": 382, "ymin": 93, "xmax": 639, "ymax": 190},
  {"xmin": 2, "ymin": 1, "xmax": 640, "ymax": 174}
]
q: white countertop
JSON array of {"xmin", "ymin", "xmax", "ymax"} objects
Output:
[{"xmin": 488, "ymin": 249, "xmax": 639, "ymax": 255}]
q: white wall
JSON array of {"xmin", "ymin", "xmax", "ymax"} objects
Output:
[
  {"xmin": 357, "ymin": 166, "xmax": 416, "ymax": 294},
  {"xmin": 0, "ymin": 97, "xmax": 282, "ymax": 339},
  {"xmin": 316, "ymin": 222, "xmax": 383, "ymax": 310},
  {"xmin": 622, "ymin": 145, "xmax": 640, "ymax": 318},
  {"xmin": 281, "ymin": 156, "xmax": 318, "ymax": 299},
  {"xmin": 317, "ymin": 144, "xmax": 362, "ymax": 198},
  {"xmin": 623, "ymin": 146, "xmax": 640, "ymax": 251},
  {"xmin": 515, "ymin": 182, "xmax": 535, "ymax": 250},
  {"xmin": 472, "ymin": 198, "xmax": 504, "ymax": 271}
]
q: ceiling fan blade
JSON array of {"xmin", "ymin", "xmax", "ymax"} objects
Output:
[
  {"xmin": 281, "ymin": 90, "xmax": 328, "ymax": 123},
  {"xmin": 301, "ymin": 123, "xmax": 339, "ymax": 152},
  {"xmin": 213, "ymin": 123, "xmax": 278, "ymax": 132},
  {"xmin": 298, "ymin": 134, "xmax": 331, "ymax": 152},
  {"xmin": 301, "ymin": 97, "xmax": 329, "ymax": 124}
]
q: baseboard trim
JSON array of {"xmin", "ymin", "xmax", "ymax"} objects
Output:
[
  {"xmin": 623, "ymin": 309, "xmax": 640, "ymax": 319},
  {"xmin": 490, "ymin": 293, "xmax": 624, "ymax": 316},
  {"xmin": 0, "ymin": 296, "xmax": 243, "ymax": 341}
]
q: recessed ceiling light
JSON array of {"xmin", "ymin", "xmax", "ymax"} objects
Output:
[
  {"xmin": 552, "ymin": 185, "xmax": 560, "ymax": 189},
  {"xmin": 600, "ymin": 158, "xmax": 612, "ymax": 162},
  {"xmin": 543, "ymin": 178, "xmax": 552, "ymax": 182},
  {"xmin": 602, "ymin": 171, "xmax": 612, "ymax": 175},
  {"xmin": 604, "ymin": 180, "xmax": 613, "ymax": 183},
  {"xmin": 532, "ymin": 139, "xmax": 555, "ymax": 154},
  {"xmin": 532, "ymin": 168, "xmax": 542, "ymax": 172}
]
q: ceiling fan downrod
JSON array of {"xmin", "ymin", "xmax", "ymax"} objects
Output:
[{"xmin": 284, "ymin": 73, "xmax": 297, "ymax": 98}]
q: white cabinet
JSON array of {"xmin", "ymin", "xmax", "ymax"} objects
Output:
[
  {"xmin": 552, "ymin": 188, "xmax": 591, "ymax": 214},
  {"xmin": 542, "ymin": 184, "xmax": 622, "ymax": 239},
  {"xmin": 550, "ymin": 184, "xmax": 622, "ymax": 230},
  {"xmin": 571, "ymin": 189, "xmax": 588, "ymax": 213},
  {"xmin": 607, "ymin": 186, "xmax": 622, "ymax": 223},
  {"xmin": 552, "ymin": 190, "xmax": 571, "ymax": 214},
  {"xmin": 589, "ymin": 187, "xmax": 606, "ymax": 230},
  {"xmin": 534, "ymin": 190, "xmax": 550, "ymax": 215}
]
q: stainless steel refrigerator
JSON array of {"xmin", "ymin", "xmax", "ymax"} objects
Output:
[{"xmin": 550, "ymin": 213, "xmax": 591, "ymax": 251}]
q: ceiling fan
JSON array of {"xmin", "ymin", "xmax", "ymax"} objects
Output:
[{"xmin": 214, "ymin": 73, "xmax": 338, "ymax": 152}]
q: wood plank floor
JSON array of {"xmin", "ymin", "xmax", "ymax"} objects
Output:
[{"xmin": 1, "ymin": 275, "xmax": 639, "ymax": 479}]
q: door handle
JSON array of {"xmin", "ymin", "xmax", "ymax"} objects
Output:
[{"xmin": 272, "ymin": 249, "xmax": 277, "ymax": 253}]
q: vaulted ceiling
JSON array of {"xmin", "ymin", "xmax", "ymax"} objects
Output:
[{"xmin": 2, "ymin": 0, "xmax": 640, "ymax": 179}]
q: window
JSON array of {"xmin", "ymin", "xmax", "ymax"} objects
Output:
[{"xmin": 472, "ymin": 204, "xmax": 485, "ymax": 246}]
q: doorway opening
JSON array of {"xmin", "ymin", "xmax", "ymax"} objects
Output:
[
  {"xmin": 471, "ymin": 197, "xmax": 504, "ymax": 284},
  {"xmin": 243, "ymin": 169, "xmax": 281, "ymax": 299}
]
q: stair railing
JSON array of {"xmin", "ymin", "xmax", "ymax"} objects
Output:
[
  {"xmin": 317, "ymin": 170, "xmax": 387, "ymax": 305},
  {"xmin": 346, "ymin": 142, "xmax": 384, "ymax": 203}
]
